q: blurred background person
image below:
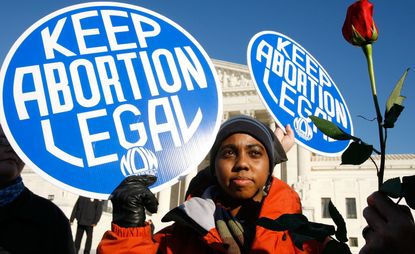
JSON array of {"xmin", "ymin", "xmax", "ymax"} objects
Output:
[{"xmin": 70, "ymin": 196, "xmax": 104, "ymax": 254}]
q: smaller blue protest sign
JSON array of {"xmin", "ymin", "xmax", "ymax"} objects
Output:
[
  {"xmin": 247, "ymin": 31, "xmax": 353, "ymax": 156},
  {"xmin": 0, "ymin": 2, "xmax": 222, "ymax": 199}
]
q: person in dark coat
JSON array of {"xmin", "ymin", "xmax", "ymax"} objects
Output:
[
  {"xmin": 70, "ymin": 196, "xmax": 104, "ymax": 254},
  {"xmin": 0, "ymin": 125, "xmax": 75, "ymax": 254}
]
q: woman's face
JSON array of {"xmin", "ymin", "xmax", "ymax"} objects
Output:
[{"xmin": 214, "ymin": 133, "xmax": 270, "ymax": 202}]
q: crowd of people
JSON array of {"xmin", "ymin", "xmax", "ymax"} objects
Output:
[{"xmin": 1, "ymin": 116, "xmax": 414, "ymax": 253}]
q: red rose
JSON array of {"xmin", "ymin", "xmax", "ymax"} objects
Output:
[{"xmin": 342, "ymin": 0, "xmax": 378, "ymax": 46}]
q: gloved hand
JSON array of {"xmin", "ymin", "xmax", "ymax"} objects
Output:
[{"xmin": 110, "ymin": 175, "xmax": 158, "ymax": 228}]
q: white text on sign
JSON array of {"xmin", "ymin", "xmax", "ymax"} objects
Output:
[
  {"xmin": 11, "ymin": 10, "xmax": 208, "ymax": 168},
  {"xmin": 256, "ymin": 37, "xmax": 348, "ymax": 137}
]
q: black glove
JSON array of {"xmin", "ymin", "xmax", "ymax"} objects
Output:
[{"xmin": 111, "ymin": 175, "xmax": 158, "ymax": 228}]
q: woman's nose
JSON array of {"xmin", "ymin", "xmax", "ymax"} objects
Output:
[{"xmin": 234, "ymin": 152, "xmax": 249, "ymax": 171}]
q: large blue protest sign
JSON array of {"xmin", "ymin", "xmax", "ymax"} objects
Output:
[
  {"xmin": 0, "ymin": 2, "xmax": 222, "ymax": 199},
  {"xmin": 247, "ymin": 31, "xmax": 353, "ymax": 156}
]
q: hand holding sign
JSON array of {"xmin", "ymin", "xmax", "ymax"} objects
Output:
[
  {"xmin": 111, "ymin": 175, "xmax": 158, "ymax": 228},
  {"xmin": 274, "ymin": 124, "xmax": 294, "ymax": 153}
]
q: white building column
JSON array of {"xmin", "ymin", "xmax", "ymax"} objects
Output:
[
  {"xmin": 241, "ymin": 109, "xmax": 255, "ymax": 117},
  {"xmin": 222, "ymin": 112, "xmax": 229, "ymax": 121},
  {"xmin": 157, "ymin": 187, "xmax": 172, "ymax": 215},
  {"xmin": 183, "ymin": 168, "xmax": 198, "ymax": 197},
  {"xmin": 149, "ymin": 187, "xmax": 172, "ymax": 232},
  {"xmin": 297, "ymin": 145, "xmax": 311, "ymax": 178}
]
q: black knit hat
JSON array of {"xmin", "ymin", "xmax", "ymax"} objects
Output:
[{"xmin": 209, "ymin": 115, "xmax": 287, "ymax": 174}]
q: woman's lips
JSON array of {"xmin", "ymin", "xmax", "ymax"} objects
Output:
[{"xmin": 231, "ymin": 177, "xmax": 253, "ymax": 186}]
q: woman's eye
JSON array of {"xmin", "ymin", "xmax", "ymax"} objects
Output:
[
  {"xmin": 249, "ymin": 149, "xmax": 262, "ymax": 157},
  {"xmin": 225, "ymin": 150, "xmax": 235, "ymax": 156},
  {"xmin": 221, "ymin": 149, "xmax": 235, "ymax": 158}
]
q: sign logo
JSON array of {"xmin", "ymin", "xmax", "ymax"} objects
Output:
[
  {"xmin": 120, "ymin": 146, "xmax": 158, "ymax": 177},
  {"xmin": 247, "ymin": 31, "xmax": 353, "ymax": 156},
  {"xmin": 0, "ymin": 2, "xmax": 222, "ymax": 199}
]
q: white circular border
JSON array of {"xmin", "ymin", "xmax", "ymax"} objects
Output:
[
  {"xmin": 0, "ymin": 1, "xmax": 223, "ymax": 199},
  {"xmin": 247, "ymin": 30, "xmax": 353, "ymax": 157}
]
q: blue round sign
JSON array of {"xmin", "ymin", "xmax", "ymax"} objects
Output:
[
  {"xmin": 247, "ymin": 31, "xmax": 353, "ymax": 156},
  {"xmin": 0, "ymin": 2, "xmax": 222, "ymax": 199}
]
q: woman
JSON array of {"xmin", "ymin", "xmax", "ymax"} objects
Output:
[{"xmin": 98, "ymin": 115, "xmax": 332, "ymax": 254}]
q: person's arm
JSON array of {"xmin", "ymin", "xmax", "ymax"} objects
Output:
[
  {"xmin": 92, "ymin": 201, "xmax": 104, "ymax": 226},
  {"xmin": 97, "ymin": 175, "xmax": 159, "ymax": 254},
  {"xmin": 98, "ymin": 222, "xmax": 159, "ymax": 254},
  {"xmin": 69, "ymin": 198, "xmax": 79, "ymax": 223},
  {"xmin": 58, "ymin": 215, "xmax": 76, "ymax": 254},
  {"xmin": 360, "ymin": 191, "xmax": 415, "ymax": 254}
]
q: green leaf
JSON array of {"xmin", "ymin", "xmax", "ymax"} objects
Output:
[
  {"xmin": 402, "ymin": 175, "xmax": 415, "ymax": 210},
  {"xmin": 384, "ymin": 104, "xmax": 405, "ymax": 128},
  {"xmin": 386, "ymin": 68, "xmax": 409, "ymax": 113},
  {"xmin": 309, "ymin": 116, "xmax": 354, "ymax": 141},
  {"xmin": 257, "ymin": 214, "xmax": 308, "ymax": 231},
  {"xmin": 324, "ymin": 240, "xmax": 352, "ymax": 254},
  {"xmin": 341, "ymin": 142, "xmax": 373, "ymax": 165},
  {"xmin": 291, "ymin": 233, "xmax": 315, "ymax": 251},
  {"xmin": 328, "ymin": 201, "xmax": 348, "ymax": 242},
  {"xmin": 380, "ymin": 177, "xmax": 402, "ymax": 199},
  {"xmin": 257, "ymin": 214, "xmax": 335, "ymax": 250},
  {"xmin": 290, "ymin": 221, "xmax": 335, "ymax": 250}
]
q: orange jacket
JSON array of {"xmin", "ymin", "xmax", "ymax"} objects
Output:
[{"xmin": 98, "ymin": 177, "xmax": 325, "ymax": 254}]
